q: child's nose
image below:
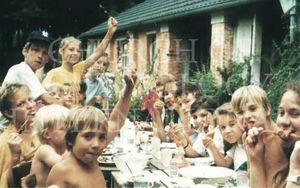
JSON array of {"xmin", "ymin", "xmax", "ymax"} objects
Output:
[
  {"xmin": 27, "ymin": 100, "xmax": 35, "ymax": 109},
  {"xmin": 243, "ymin": 110, "xmax": 252, "ymax": 119},
  {"xmin": 277, "ymin": 114, "xmax": 291, "ymax": 128},
  {"xmin": 91, "ymin": 138, "xmax": 100, "ymax": 148},
  {"xmin": 224, "ymin": 127, "xmax": 231, "ymax": 133}
]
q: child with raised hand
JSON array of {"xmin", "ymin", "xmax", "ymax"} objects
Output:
[
  {"xmin": 27, "ymin": 104, "xmax": 69, "ymax": 187},
  {"xmin": 46, "ymin": 68, "xmax": 136, "ymax": 187},
  {"xmin": 0, "ymin": 83, "xmax": 40, "ymax": 187},
  {"xmin": 42, "ymin": 17, "xmax": 118, "ymax": 94},
  {"xmin": 232, "ymin": 85, "xmax": 288, "ymax": 188},
  {"xmin": 204, "ymin": 103, "xmax": 246, "ymax": 171}
]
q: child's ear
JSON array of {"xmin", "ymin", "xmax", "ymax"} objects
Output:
[
  {"xmin": 58, "ymin": 48, "xmax": 63, "ymax": 56},
  {"xmin": 42, "ymin": 130, "xmax": 51, "ymax": 140},
  {"xmin": 3, "ymin": 109, "xmax": 14, "ymax": 119},
  {"xmin": 266, "ymin": 107, "xmax": 271, "ymax": 116},
  {"xmin": 22, "ymin": 47, "xmax": 28, "ymax": 57}
]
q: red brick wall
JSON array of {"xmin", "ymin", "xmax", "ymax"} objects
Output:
[
  {"xmin": 210, "ymin": 20, "xmax": 234, "ymax": 83},
  {"xmin": 156, "ymin": 32, "xmax": 180, "ymax": 78}
]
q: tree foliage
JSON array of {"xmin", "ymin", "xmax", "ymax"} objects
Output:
[
  {"xmin": 0, "ymin": 0, "xmax": 145, "ymax": 47},
  {"xmin": 265, "ymin": 38, "xmax": 300, "ymax": 118}
]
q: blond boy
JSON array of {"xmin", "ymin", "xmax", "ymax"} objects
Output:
[
  {"xmin": 28, "ymin": 104, "xmax": 69, "ymax": 187},
  {"xmin": 46, "ymin": 69, "xmax": 136, "ymax": 187}
]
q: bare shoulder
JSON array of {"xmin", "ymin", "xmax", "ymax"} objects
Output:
[
  {"xmin": 46, "ymin": 159, "xmax": 71, "ymax": 186},
  {"xmin": 37, "ymin": 144, "xmax": 56, "ymax": 154},
  {"xmin": 35, "ymin": 145, "xmax": 56, "ymax": 160}
]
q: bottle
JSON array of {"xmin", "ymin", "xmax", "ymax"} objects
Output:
[
  {"xmin": 170, "ymin": 146, "xmax": 188, "ymax": 168},
  {"xmin": 169, "ymin": 146, "xmax": 188, "ymax": 178},
  {"xmin": 121, "ymin": 119, "xmax": 136, "ymax": 153}
]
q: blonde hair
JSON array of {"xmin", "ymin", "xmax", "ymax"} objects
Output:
[
  {"xmin": 0, "ymin": 84, "xmax": 30, "ymax": 119},
  {"xmin": 231, "ymin": 85, "xmax": 271, "ymax": 115},
  {"xmin": 59, "ymin": 36, "xmax": 81, "ymax": 50},
  {"xmin": 214, "ymin": 102, "xmax": 243, "ymax": 131},
  {"xmin": 33, "ymin": 104, "xmax": 69, "ymax": 144},
  {"xmin": 65, "ymin": 106, "xmax": 108, "ymax": 150},
  {"xmin": 215, "ymin": 102, "xmax": 234, "ymax": 117},
  {"xmin": 44, "ymin": 83, "xmax": 64, "ymax": 95}
]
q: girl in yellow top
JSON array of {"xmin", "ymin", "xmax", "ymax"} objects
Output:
[
  {"xmin": 43, "ymin": 17, "xmax": 118, "ymax": 93},
  {"xmin": 0, "ymin": 84, "xmax": 40, "ymax": 187}
]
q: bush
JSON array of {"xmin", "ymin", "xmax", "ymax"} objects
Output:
[
  {"xmin": 190, "ymin": 58, "xmax": 251, "ymax": 105},
  {"xmin": 264, "ymin": 38, "xmax": 300, "ymax": 118}
]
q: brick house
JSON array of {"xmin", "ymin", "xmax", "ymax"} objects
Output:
[{"xmin": 79, "ymin": 0, "xmax": 287, "ymax": 85}]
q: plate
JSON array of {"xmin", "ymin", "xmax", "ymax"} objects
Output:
[
  {"xmin": 160, "ymin": 142, "xmax": 176, "ymax": 149},
  {"xmin": 179, "ymin": 166, "xmax": 236, "ymax": 179},
  {"xmin": 186, "ymin": 157, "xmax": 213, "ymax": 166},
  {"xmin": 97, "ymin": 155, "xmax": 116, "ymax": 167},
  {"xmin": 102, "ymin": 148, "xmax": 118, "ymax": 156}
]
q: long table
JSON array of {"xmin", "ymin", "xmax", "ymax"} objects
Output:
[{"xmin": 108, "ymin": 157, "xmax": 238, "ymax": 188}]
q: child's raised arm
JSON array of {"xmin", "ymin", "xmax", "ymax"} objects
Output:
[
  {"xmin": 106, "ymin": 68, "xmax": 137, "ymax": 144},
  {"xmin": 84, "ymin": 17, "xmax": 118, "ymax": 71}
]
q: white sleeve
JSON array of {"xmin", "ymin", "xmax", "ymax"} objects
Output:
[
  {"xmin": 3, "ymin": 64, "xmax": 46, "ymax": 100},
  {"xmin": 213, "ymin": 128, "xmax": 224, "ymax": 154},
  {"xmin": 192, "ymin": 134, "xmax": 209, "ymax": 156}
]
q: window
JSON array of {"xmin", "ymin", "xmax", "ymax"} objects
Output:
[
  {"xmin": 117, "ymin": 38, "xmax": 129, "ymax": 68},
  {"xmin": 147, "ymin": 33, "xmax": 156, "ymax": 73}
]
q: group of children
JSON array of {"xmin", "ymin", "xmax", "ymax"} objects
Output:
[
  {"xmin": 0, "ymin": 68, "xmax": 136, "ymax": 187},
  {"xmin": 0, "ymin": 14, "xmax": 300, "ymax": 188},
  {"xmin": 146, "ymin": 77, "xmax": 300, "ymax": 188},
  {"xmin": 0, "ymin": 16, "xmax": 139, "ymax": 188}
]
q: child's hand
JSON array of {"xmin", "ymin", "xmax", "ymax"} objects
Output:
[
  {"xmin": 8, "ymin": 133, "xmax": 22, "ymax": 155},
  {"xmin": 202, "ymin": 136, "xmax": 214, "ymax": 149},
  {"xmin": 167, "ymin": 123, "xmax": 187, "ymax": 146},
  {"xmin": 107, "ymin": 17, "xmax": 118, "ymax": 33},
  {"xmin": 242, "ymin": 127, "xmax": 265, "ymax": 162},
  {"xmin": 289, "ymin": 141, "xmax": 300, "ymax": 176},
  {"xmin": 123, "ymin": 68, "xmax": 137, "ymax": 88},
  {"xmin": 8, "ymin": 133, "xmax": 22, "ymax": 165},
  {"xmin": 153, "ymin": 99, "xmax": 164, "ymax": 115},
  {"xmin": 277, "ymin": 128, "xmax": 300, "ymax": 148}
]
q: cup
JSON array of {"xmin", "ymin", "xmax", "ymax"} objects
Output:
[
  {"xmin": 133, "ymin": 176, "xmax": 153, "ymax": 188},
  {"xmin": 160, "ymin": 148, "xmax": 174, "ymax": 167},
  {"xmin": 236, "ymin": 170, "xmax": 249, "ymax": 188}
]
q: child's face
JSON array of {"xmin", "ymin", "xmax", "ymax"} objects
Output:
[
  {"xmin": 191, "ymin": 108, "xmax": 213, "ymax": 132},
  {"xmin": 218, "ymin": 114, "xmax": 243, "ymax": 144},
  {"xmin": 178, "ymin": 93, "xmax": 196, "ymax": 115},
  {"xmin": 236, "ymin": 99, "xmax": 269, "ymax": 131},
  {"xmin": 61, "ymin": 42, "xmax": 81, "ymax": 65},
  {"xmin": 63, "ymin": 87, "xmax": 75, "ymax": 108},
  {"xmin": 72, "ymin": 127, "xmax": 107, "ymax": 165},
  {"xmin": 23, "ymin": 43, "xmax": 49, "ymax": 72},
  {"xmin": 155, "ymin": 85, "xmax": 164, "ymax": 99},
  {"xmin": 9, "ymin": 88, "xmax": 36, "ymax": 128},
  {"xmin": 47, "ymin": 121, "xmax": 66, "ymax": 147},
  {"xmin": 163, "ymin": 82, "xmax": 177, "ymax": 110},
  {"xmin": 48, "ymin": 87, "xmax": 63, "ymax": 102},
  {"xmin": 277, "ymin": 90, "xmax": 300, "ymax": 136}
]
